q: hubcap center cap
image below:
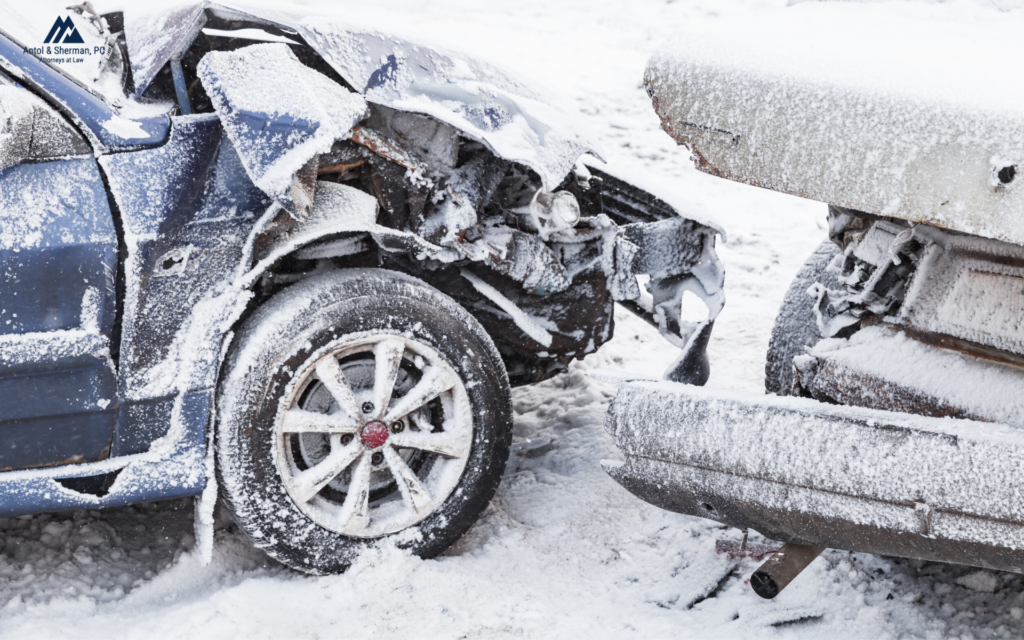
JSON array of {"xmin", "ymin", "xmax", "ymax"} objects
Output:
[{"xmin": 360, "ymin": 421, "xmax": 389, "ymax": 449}]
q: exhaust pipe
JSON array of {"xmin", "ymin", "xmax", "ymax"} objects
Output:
[{"xmin": 750, "ymin": 543, "xmax": 825, "ymax": 599}]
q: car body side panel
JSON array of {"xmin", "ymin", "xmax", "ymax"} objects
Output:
[
  {"xmin": 100, "ymin": 114, "xmax": 269, "ymax": 403},
  {"xmin": 0, "ymin": 411, "xmax": 115, "ymax": 471},
  {"xmin": 0, "ymin": 389, "xmax": 209, "ymax": 518},
  {"xmin": 645, "ymin": 22, "xmax": 1024, "ymax": 246},
  {"xmin": 0, "ymin": 159, "xmax": 117, "ymax": 334},
  {"xmin": 0, "ymin": 157, "xmax": 119, "ymax": 469}
]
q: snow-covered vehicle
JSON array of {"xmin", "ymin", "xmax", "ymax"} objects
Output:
[
  {"xmin": 0, "ymin": 3, "xmax": 721, "ymax": 573},
  {"xmin": 605, "ymin": 5, "xmax": 1024, "ymax": 598}
]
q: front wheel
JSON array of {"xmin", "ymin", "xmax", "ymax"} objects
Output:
[
  {"xmin": 764, "ymin": 240, "xmax": 842, "ymax": 396},
  {"xmin": 217, "ymin": 269, "xmax": 513, "ymax": 574}
]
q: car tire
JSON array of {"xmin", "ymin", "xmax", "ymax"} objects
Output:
[
  {"xmin": 216, "ymin": 268, "xmax": 513, "ymax": 574},
  {"xmin": 764, "ymin": 240, "xmax": 843, "ymax": 396}
]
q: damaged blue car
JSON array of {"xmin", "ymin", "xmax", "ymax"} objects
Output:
[{"xmin": 0, "ymin": 3, "xmax": 722, "ymax": 573}]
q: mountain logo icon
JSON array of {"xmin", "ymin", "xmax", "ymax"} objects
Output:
[{"xmin": 43, "ymin": 16, "xmax": 85, "ymax": 44}]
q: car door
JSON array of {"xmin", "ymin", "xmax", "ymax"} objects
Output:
[{"xmin": 0, "ymin": 73, "xmax": 119, "ymax": 470}]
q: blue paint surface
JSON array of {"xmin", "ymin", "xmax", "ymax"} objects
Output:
[{"xmin": 0, "ymin": 32, "xmax": 169, "ymax": 150}]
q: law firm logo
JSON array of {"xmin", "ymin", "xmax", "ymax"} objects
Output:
[
  {"xmin": 43, "ymin": 17, "xmax": 85, "ymax": 44},
  {"xmin": 23, "ymin": 14, "xmax": 105, "ymax": 65}
]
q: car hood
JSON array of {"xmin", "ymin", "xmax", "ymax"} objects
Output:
[{"xmin": 124, "ymin": 3, "xmax": 598, "ymax": 189}]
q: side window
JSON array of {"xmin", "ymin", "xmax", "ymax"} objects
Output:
[{"xmin": 0, "ymin": 75, "xmax": 90, "ymax": 171}]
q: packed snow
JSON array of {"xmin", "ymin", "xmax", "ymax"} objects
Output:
[{"xmin": 4, "ymin": 0, "xmax": 1024, "ymax": 638}]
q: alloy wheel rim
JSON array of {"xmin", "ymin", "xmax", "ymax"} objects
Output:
[{"xmin": 274, "ymin": 333, "xmax": 473, "ymax": 538}]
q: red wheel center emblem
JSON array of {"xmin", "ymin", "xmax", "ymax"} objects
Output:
[{"xmin": 360, "ymin": 421, "xmax": 389, "ymax": 449}]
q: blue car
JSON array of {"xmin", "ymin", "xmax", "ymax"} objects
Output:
[{"xmin": 0, "ymin": 3, "xmax": 722, "ymax": 573}]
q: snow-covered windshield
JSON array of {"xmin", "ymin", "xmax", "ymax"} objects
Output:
[{"xmin": 0, "ymin": 2, "xmax": 127, "ymax": 104}]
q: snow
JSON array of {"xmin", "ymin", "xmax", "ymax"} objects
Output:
[
  {"xmin": 645, "ymin": 0, "xmax": 1024, "ymax": 246},
  {"xmin": 99, "ymin": 115, "xmax": 151, "ymax": 140},
  {"xmin": 201, "ymin": 27, "xmax": 301, "ymax": 44},
  {"xmin": 3, "ymin": 0, "xmax": 1024, "ymax": 637},
  {"xmin": 958, "ymin": 570, "xmax": 1002, "ymax": 594}
]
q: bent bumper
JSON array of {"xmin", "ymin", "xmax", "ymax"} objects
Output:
[{"xmin": 604, "ymin": 381, "xmax": 1024, "ymax": 572}]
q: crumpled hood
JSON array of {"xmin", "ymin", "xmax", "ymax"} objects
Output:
[{"xmin": 124, "ymin": 3, "xmax": 598, "ymax": 189}]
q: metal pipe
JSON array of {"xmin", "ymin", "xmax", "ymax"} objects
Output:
[
  {"xmin": 750, "ymin": 543, "xmax": 825, "ymax": 599},
  {"xmin": 170, "ymin": 59, "xmax": 192, "ymax": 116}
]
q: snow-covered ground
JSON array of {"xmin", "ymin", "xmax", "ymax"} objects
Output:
[{"xmin": 4, "ymin": 0, "xmax": 1024, "ymax": 637}]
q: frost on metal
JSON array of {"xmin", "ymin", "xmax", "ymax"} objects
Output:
[
  {"xmin": 197, "ymin": 43, "xmax": 369, "ymax": 213},
  {"xmin": 606, "ymin": 381, "xmax": 1024, "ymax": 573},
  {"xmin": 0, "ymin": 85, "xmax": 90, "ymax": 174},
  {"xmin": 645, "ymin": 2, "xmax": 1024, "ymax": 246},
  {"xmin": 125, "ymin": 3, "xmax": 597, "ymax": 192}
]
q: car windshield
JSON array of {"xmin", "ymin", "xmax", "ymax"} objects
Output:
[{"xmin": 0, "ymin": 2, "xmax": 128, "ymax": 105}]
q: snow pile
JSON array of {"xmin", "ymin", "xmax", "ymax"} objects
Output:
[{"xmin": 957, "ymin": 570, "xmax": 1002, "ymax": 593}]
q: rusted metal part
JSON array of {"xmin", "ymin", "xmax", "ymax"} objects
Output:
[
  {"xmin": 350, "ymin": 126, "xmax": 422, "ymax": 172},
  {"xmin": 0, "ymin": 454, "xmax": 88, "ymax": 473},
  {"xmin": 902, "ymin": 326, "xmax": 1024, "ymax": 369},
  {"xmin": 318, "ymin": 160, "xmax": 365, "ymax": 175},
  {"xmin": 751, "ymin": 544, "xmax": 826, "ymax": 599}
]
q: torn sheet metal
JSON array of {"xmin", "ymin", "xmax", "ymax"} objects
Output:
[
  {"xmin": 197, "ymin": 43, "xmax": 369, "ymax": 214},
  {"xmin": 605, "ymin": 381, "xmax": 1024, "ymax": 574},
  {"xmin": 125, "ymin": 3, "xmax": 208, "ymax": 100},
  {"xmin": 124, "ymin": 2, "xmax": 599, "ymax": 190}
]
